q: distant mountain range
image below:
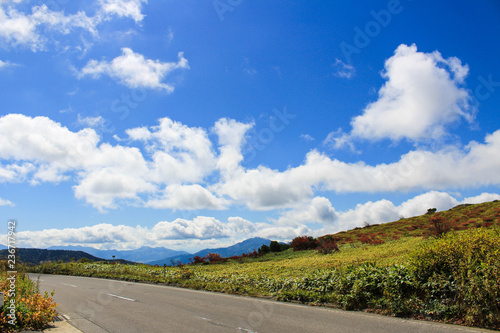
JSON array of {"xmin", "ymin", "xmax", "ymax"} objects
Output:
[
  {"xmin": 147, "ymin": 237, "xmax": 272, "ymax": 266},
  {"xmin": 0, "ymin": 238, "xmax": 272, "ymax": 266},
  {"xmin": 48, "ymin": 245, "xmax": 188, "ymax": 263}
]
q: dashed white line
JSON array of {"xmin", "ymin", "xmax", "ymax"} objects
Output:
[
  {"xmin": 61, "ymin": 283, "xmax": 77, "ymax": 288},
  {"xmin": 106, "ymin": 293, "xmax": 136, "ymax": 302},
  {"xmin": 197, "ymin": 316, "xmax": 258, "ymax": 332}
]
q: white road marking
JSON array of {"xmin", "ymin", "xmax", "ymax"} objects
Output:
[
  {"xmin": 61, "ymin": 314, "xmax": 71, "ymax": 320},
  {"xmin": 61, "ymin": 283, "xmax": 77, "ymax": 288},
  {"xmin": 106, "ymin": 293, "xmax": 136, "ymax": 302},
  {"xmin": 197, "ymin": 316, "xmax": 258, "ymax": 332}
]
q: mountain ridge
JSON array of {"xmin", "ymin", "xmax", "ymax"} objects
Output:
[
  {"xmin": 47, "ymin": 245, "xmax": 188, "ymax": 263},
  {"xmin": 147, "ymin": 237, "xmax": 272, "ymax": 265}
]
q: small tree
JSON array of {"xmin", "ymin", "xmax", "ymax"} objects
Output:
[
  {"xmin": 428, "ymin": 215, "xmax": 451, "ymax": 238},
  {"xmin": 269, "ymin": 241, "xmax": 281, "ymax": 252},
  {"xmin": 258, "ymin": 244, "xmax": 270, "ymax": 254},
  {"xmin": 426, "ymin": 208, "xmax": 437, "ymax": 214}
]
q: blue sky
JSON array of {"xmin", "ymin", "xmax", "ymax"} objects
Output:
[{"xmin": 1, "ymin": 0, "xmax": 499, "ymax": 251}]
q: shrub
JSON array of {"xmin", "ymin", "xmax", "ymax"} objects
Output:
[
  {"xmin": 427, "ymin": 215, "xmax": 451, "ymax": 238},
  {"xmin": 0, "ymin": 270, "xmax": 57, "ymax": 331},
  {"xmin": 190, "ymin": 256, "xmax": 206, "ymax": 264},
  {"xmin": 316, "ymin": 239, "xmax": 339, "ymax": 254},
  {"xmin": 204, "ymin": 253, "xmax": 222, "ymax": 263},
  {"xmin": 358, "ymin": 233, "xmax": 385, "ymax": 245},
  {"xmin": 290, "ymin": 236, "xmax": 318, "ymax": 251},
  {"xmin": 409, "ymin": 228, "xmax": 500, "ymax": 328}
]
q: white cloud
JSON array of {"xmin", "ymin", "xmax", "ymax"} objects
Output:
[
  {"xmin": 0, "ymin": 197, "xmax": 14, "ymax": 206},
  {"xmin": 146, "ymin": 184, "xmax": 229, "ymax": 210},
  {"xmin": 14, "ymin": 223, "xmax": 147, "ymax": 249},
  {"xmin": 152, "ymin": 216, "xmax": 231, "ymax": 240},
  {"xmin": 0, "ymin": 1, "xmax": 148, "ymax": 51},
  {"xmin": 77, "ymin": 114, "xmax": 105, "ymax": 128},
  {"xmin": 0, "ymin": 59, "xmax": 16, "ymax": 69},
  {"xmin": 462, "ymin": 192, "xmax": 500, "ymax": 204},
  {"xmin": 99, "ymin": 0, "xmax": 147, "ymax": 23},
  {"xmin": 212, "ymin": 118, "xmax": 253, "ymax": 177},
  {"xmin": 0, "ymin": 162, "xmax": 35, "ymax": 183},
  {"xmin": 79, "ymin": 48, "xmax": 189, "ymax": 91},
  {"xmin": 336, "ymin": 199, "xmax": 400, "ymax": 231},
  {"xmin": 328, "ymin": 44, "xmax": 474, "ymax": 147},
  {"xmin": 323, "ymin": 128, "xmax": 357, "ymax": 151},
  {"xmin": 276, "ymin": 196, "xmax": 338, "ymax": 226},
  {"xmin": 300, "ymin": 134, "xmax": 314, "ymax": 142},
  {"xmin": 0, "ymin": 4, "xmax": 97, "ymax": 51},
  {"xmin": 398, "ymin": 191, "xmax": 459, "ymax": 217},
  {"xmin": 73, "ymin": 167, "xmax": 155, "ymax": 211},
  {"xmin": 127, "ymin": 117, "xmax": 217, "ymax": 184},
  {"xmin": 332, "ymin": 58, "xmax": 355, "ymax": 79},
  {"xmin": 0, "ymin": 114, "xmax": 101, "ymax": 171},
  {"xmin": 215, "ymin": 165, "xmax": 314, "ymax": 211}
]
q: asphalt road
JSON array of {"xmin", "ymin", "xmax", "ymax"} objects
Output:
[{"xmin": 28, "ymin": 274, "xmax": 495, "ymax": 333}]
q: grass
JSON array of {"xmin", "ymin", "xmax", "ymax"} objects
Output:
[{"xmin": 27, "ymin": 200, "xmax": 500, "ymax": 330}]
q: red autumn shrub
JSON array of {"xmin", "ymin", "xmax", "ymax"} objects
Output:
[{"xmin": 290, "ymin": 236, "xmax": 318, "ymax": 251}]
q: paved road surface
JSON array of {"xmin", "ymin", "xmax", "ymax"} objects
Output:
[{"xmin": 28, "ymin": 274, "xmax": 495, "ymax": 333}]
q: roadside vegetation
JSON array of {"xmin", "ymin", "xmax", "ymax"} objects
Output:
[
  {"xmin": 0, "ymin": 264, "xmax": 57, "ymax": 332},
  {"xmin": 28, "ymin": 200, "xmax": 500, "ymax": 330}
]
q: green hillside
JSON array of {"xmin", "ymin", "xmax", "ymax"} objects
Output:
[{"xmin": 0, "ymin": 248, "xmax": 135, "ymax": 265}]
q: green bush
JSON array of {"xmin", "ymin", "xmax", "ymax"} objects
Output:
[{"xmin": 409, "ymin": 227, "xmax": 500, "ymax": 328}]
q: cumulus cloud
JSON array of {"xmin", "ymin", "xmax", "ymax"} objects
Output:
[
  {"xmin": 330, "ymin": 44, "xmax": 474, "ymax": 148},
  {"xmin": 0, "ymin": 114, "xmax": 101, "ymax": 171},
  {"xmin": 73, "ymin": 167, "xmax": 155, "ymax": 211},
  {"xmin": 146, "ymin": 184, "xmax": 229, "ymax": 210},
  {"xmin": 215, "ymin": 165, "xmax": 314, "ymax": 211},
  {"xmin": 398, "ymin": 191, "xmax": 459, "ymax": 217},
  {"xmin": 127, "ymin": 117, "xmax": 217, "ymax": 184},
  {"xmin": 212, "ymin": 118, "xmax": 253, "ymax": 177},
  {"xmin": 152, "ymin": 216, "xmax": 231, "ymax": 240},
  {"xmin": 79, "ymin": 48, "xmax": 189, "ymax": 91},
  {"xmin": 275, "ymin": 196, "xmax": 338, "ymax": 226},
  {"xmin": 462, "ymin": 192, "xmax": 500, "ymax": 204}
]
